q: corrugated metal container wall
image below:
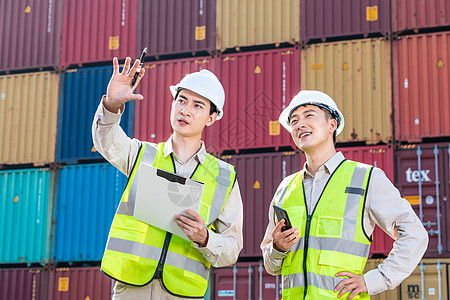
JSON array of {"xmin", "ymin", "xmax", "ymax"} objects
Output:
[
  {"xmin": 301, "ymin": 38, "xmax": 392, "ymax": 144},
  {"xmin": 0, "ymin": 168, "xmax": 52, "ymax": 264},
  {"xmin": 137, "ymin": 0, "xmax": 215, "ymax": 58},
  {"xmin": 134, "ymin": 57, "xmax": 215, "ymax": 143},
  {"xmin": 61, "ymin": 0, "xmax": 137, "ymax": 68},
  {"xmin": 300, "ymin": 0, "xmax": 390, "ymax": 43},
  {"xmin": 364, "ymin": 259, "xmax": 400, "ymax": 300},
  {"xmin": 55, "ymin": 163, "xmax": 127, "ymax": 262},
  {"xmin": 47, "ymin": 267, "xmax": 112, "ymax": 300},
  {"xmin": 0, "ymin": 72, "xmax": 59, "ymax": 165},
  {"xmin": 57, "ymin": 66, "xmax": 134, "ymax": 163},
  {"xmin": 395, "ymin": 143, "xmax": 450, "ymax": 257},
  {"xmin": 393, "ymin": 32, "xmax": 450, "ymax": 142},
  {"xmin": 300, "ymin": 145, "xmax": 396, "ymax": 257},
  {"xmin": 205, "ymin": 48, "xmax": 300, "ymax": 153},
  {"xmin": 222, "ymin": 151, "xmax": 301, "ymax": 257},
  {"xmin": 216, "ymin": 0, "xmax": 300, "ymax": 51},
  {"xmin": 0, "ymin": 0, "xmax": 62, "ymax": 72},
  {"xmin": 0, "ymin": 268, "xmax": 43, "ymax": 300},
  {"xmin": 392, "ymin": 0, "xmax": 450, "ymax": 33}
]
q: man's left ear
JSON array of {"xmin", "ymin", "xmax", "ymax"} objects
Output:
[
  {"xmin": 206, "ymin": 112, "xmax": 218, "ymax": 127},
  {"xmin": 329, "ymin": 119, "xmax": 338, "ymax": 133}
]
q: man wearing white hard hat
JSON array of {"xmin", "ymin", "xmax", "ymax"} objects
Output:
[
  {"xmin": 92, "ymin": 57, "xmax": 243, "ymax": 299},
  {"xmin": 261, "ymin": 90, "xmax": 428, "ymax": 299}
]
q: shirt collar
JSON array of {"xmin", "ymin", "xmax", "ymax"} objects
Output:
[
  {"xmin": 303, "ymin": 152, "xmax": 346, "ymax": 178},
  {"xmin": 163, "ymin": 136, "xmax": 207, "ymax": 165}
]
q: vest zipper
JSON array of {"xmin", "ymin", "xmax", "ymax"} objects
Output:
[
  {"xmin": 155, "ymin": 232, "xmax": 172, "ymax": 279},
  {"xmin": 303, "ymin": 214, "xmax": 312, "ymax": 299}
]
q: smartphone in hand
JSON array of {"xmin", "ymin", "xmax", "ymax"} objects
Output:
[{"xmin": 273, "ymin": 205, "xmax": 292, "ymax": 232}]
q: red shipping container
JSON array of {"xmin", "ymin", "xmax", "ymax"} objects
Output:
[
  {"xmin": 395, "ymin": 143, "xmax": 450, "ymax": 257},
  {"xmin": 61, "ymin": 0, "xmax": 137, "ymax": 68},
  {"xmin": 0, "ymin": 268, "xmax": 43, "ymax": 300},
  {"xmin": 137, "ymin": 0, "xmax": 216, "ymax": 58},
  {"xmin": 205, "ymin": 48, "xmax": 300, "ymax": 154},
  {"xmin": 393, "ymin": 32, "xmax": 450, "ymax": 142},
  {"xmin": 0, "ymin": 0, "xmax": 62, "ymax": 72},
  {"xmin": 300, "ymin": 0, "xmax": 391, "ymax": 43},
  {"xmin": 134, "ymin": 56, "xmax": 216, "ymax": 143},
  {"xmin": 222, "ymin": 151, "xmax": 302, "ymax": 258},
  {"xmin": 47, "ymin": 267, "xmax": 113, "ymax": 300},
  {"xmin": 392, "ymin": 0, "xmax": 450, "ymax": 32},
  {"xmin": 213, "ymin": 262, "xmax": 281, "ymax": 300}
]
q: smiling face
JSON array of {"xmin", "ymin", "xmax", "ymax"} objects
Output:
[
  {"xmin": 289, "ymin": 105, "xmax": 337, "ymax": 153},
  {"xmin": 170, "ymin": 89, "xmax": 217, "ymax": 138}
]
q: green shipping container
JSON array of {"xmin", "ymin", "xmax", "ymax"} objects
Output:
[{"xmin": 0, "ymin": 168, "xmax": 53, "ymax": 264}]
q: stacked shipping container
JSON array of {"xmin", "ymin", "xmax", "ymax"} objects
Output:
[{"xmin": 2, "ymin": 0, "xmax": 450, "ymax": 299}]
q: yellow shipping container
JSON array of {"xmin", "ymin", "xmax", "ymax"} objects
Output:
[
  {"xmin": 0, "ymin": 72, "xmax": 59, "ymax": 165},
  {"xmin": 216, "ymin": 0, "xmax": 300, "ymax": 51},
  {"xmin": 301, "ymin": 38, "xmax": 392, "ymax": 144}
]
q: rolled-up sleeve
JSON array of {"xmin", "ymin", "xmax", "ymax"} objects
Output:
[
  {"xmin": 364, "ymin": 168, "xmax": 429, "ymax": 295},
  {"xmin": 92, "ymin": 97, "xmax": 141, "ymax": 176}
]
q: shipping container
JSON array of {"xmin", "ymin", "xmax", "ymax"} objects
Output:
[
  {"xmin": 212, "ymin": 262, "xmax": 281, "ymax": 300},
  {"xmin": 205, "ymin": 48, "xmax": 300, "ymax": 153},
  {"xmin": 222, "ymin": 151, "xmax": 302, "ymax": 257},
  {"xmin": 393, "ymin": 32, "xmax": 450, "ymax": 142},
  {"xmin": 54, "ymin": 163, "xmax": 127, "ymax": 263},
  {"xmin": 392, "ymin": 0, "xmax": 450, "ymax": 33},
  {"xmin": 301, "ymin": 38, "xmax": 392, "ymax": 144},
  {"xmin": 0, "ymin": 268, "xmax": 44, "ymax": 300},
  {"xmin": 61, "ymin": 0, "xmax": 137, "ymax": 67},
  {"xmin": 134, "ymin": 56, "xmax": 216, "ymax": 143},
  {"xmin": 300, "ymin": 0, "xmax": 390, "ymax": 43},
  {"xmin": 395, "ymin": 143, "xmax": 450, "ymax": 257},
  {"xmin": 0, "ymin": 0, "xmax": 62, "ymax": 72},
  {"xmin": 216, "ymin": 0, "xmax": 300, "ymax": 51},
  {"xmin": 57, "ymin": 66, "xmax": 134, "ymax": 163},
  {"xmin": 0, "ymin": 168, "xmax": 53, "ymax": 264},
  {"xmin": 0, "ymin": 72, "xmax": 59, "ymax": 165},
  {"xmin": 137, "ymin": 0, "xmax": 215, "ymax": 58},
  {"xmin": 46, "ymin": 267, "xmax": 113, "ymax": 300}
]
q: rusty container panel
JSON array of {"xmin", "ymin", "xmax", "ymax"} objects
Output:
[
  {"xmin": 363, "ymin": 259, "xmax": 400, "ymax": 300},
  {"xmin": 392, "ymin": 0, "xmax": 450, "ymax": 33},
  {"xmin": 137, "ymin": 0, "xmax": 215, "ymax": 58},
  {"xmin": 54, "ymin": 163, "xmax": 127, "ymax": 263},
  {"xmin": 216, "ymin": 0, "xmax": 300, "ymax": 51},
  {"xmin": 47, "ymin": 267, "xmax": 112, "ymax": 300},
  {"xmin": 393, "ymin": 32, "xmax": 450, "ymax": 142},
  {"xmin": 0, "ymin": 72, "xmax": 59, "ymax": 165},
  {"xmin": 0, "ymin": 168, "xmax": 53, "ymax": 264},
  {"xmin": 222, "ymin": 151, "xmax": 302, "ymax": 258},
  {"xmin": 300, "ymin": 0, "xmax": 390, "ymax": 43},
  {"xmin": 395, "ymin": 143, "xmax": 450, "ymax": 257},
  {"xmin": 134, "ymin": 57, "xmax": 215, "ymax": 143},
  {"xmin": 301, "ymin": 38, "xmax": 392, "ymax": 144},
  {"xmin": 213, "ymin": 262, "xmax": 282, "ymax": 299},
  {"xmin": 61, "ymin": 0, "xmax": 137, "ymax": 68},
  {"xmin": 0, "ymin": 0, "xmax": 62, "ymax": 72},
  {"xmin": 0, "ymin": 268, "xmax": 43, "ymax": 300},
  {"xmin": 205, "ymin": 48, "xmax": 300, "ymax": 153}
]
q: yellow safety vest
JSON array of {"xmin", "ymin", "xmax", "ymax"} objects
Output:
[
  {"xmin": 274, "ymin": 160, "xmax": 373, "ymax": 299},
  {"xmin": 101, "ymin": 142, "xmax": 236, "ymax": 298}
]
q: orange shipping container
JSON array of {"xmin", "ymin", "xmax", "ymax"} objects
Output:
[
  {"xmin": 301, "ymin": 38, "xmax": 392, "ymax": 144},
  {"xmin": 0, "ymin": 72, "xmax": 59, "ymax": 165},
  {"xmin": 393, "ymin": 32, "xmax": 450, "ymax": 142},
  {"xmin": 216, "ymin": 0, "xmax": 300, "ymax": 51}
]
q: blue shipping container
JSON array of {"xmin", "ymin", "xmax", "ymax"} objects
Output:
[
  {"xmin": 54, "ymin": 163, "xmax": 126, "ymax": 262},
  {"xmin": 0, "ymin": 168, "xmax": 52, "ymax": 264},
  {"xmin": 57, "ymin": 66, "xmax": 134, "ymax": 163}
]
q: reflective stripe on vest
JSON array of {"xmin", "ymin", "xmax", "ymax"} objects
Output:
[
  {"xmin": 283, "ymin": 272, "xmax": 347, "ymax": 292},
  {"xmin": 288, "ymin": 236, "xmax": 370, "ymax": 258}
]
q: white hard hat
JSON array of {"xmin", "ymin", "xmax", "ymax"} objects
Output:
[
  {"xmin": 169, "ymin": 69, "xmax": 225, "ymax": 120},
  {"xmin": 279, "ymin": 90, "xmax": 345, "ymax": 135}
]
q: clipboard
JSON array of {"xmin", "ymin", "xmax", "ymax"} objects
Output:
[{"xmin": 133, "ymin": 163, "xmax": 204, "ymax": 240}]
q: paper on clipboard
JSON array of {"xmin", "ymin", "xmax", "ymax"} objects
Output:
[{"xmin": 133, "ymin": 163, "xmax": 204, "ymax": 240}]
